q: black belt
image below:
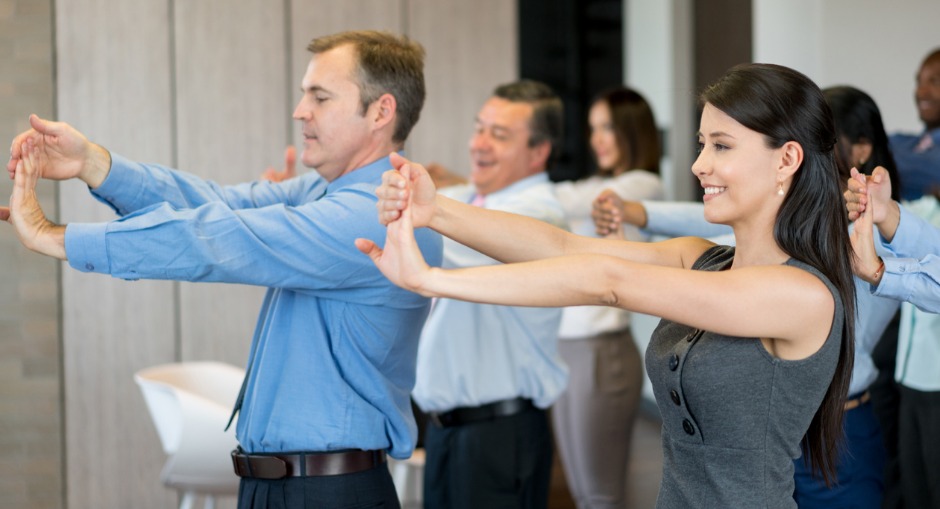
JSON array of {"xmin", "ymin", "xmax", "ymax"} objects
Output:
[
  {"xmin": 429, "ymin": 397, "xmax": 536, "ymax": 427},
  {"xmin": 231, "ymin": 448, "xmax": 386, "ymax": 479}
]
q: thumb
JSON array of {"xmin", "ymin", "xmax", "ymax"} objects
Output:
[
  {"xmin": 285, "ymin": 146, "xmax": 297, "ymax": 174},
  {"xmin": 389, "ymin": 152, "xmax": 407, "ymax": 170},
  {"xmin": 355, "ymin": 237, "xmax": 381, "ymax": 260},
  {"xmin": 871, "ymin": 166, "xmax": 888, "ymax": 183},
  {"xmin": 0, "ymin": 206, "xmax": 9, "ymax": 222},
  {"xmin": 399, "ymin": 162, "xmax": 412, "ymax": 183},
  {"xmin": 390, "ymin": 152, "xmax": 417, "ymax": 172},
  {"xmin": 29, "ymin": 114, "xmax": 58, "ymax": 136}
]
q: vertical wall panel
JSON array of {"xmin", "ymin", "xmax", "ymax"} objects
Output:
[
  {"xmin": 55, "ymin": 0, "xmax": 177, "ymax": 507},
  {"xmin": 173, "ymin": 0, "xmax": 288, "ymax": 366},
  {"xmin": 406, "ymin": 0, "xmax": 518, "ymax": 176},
  {"xmin": 0, "ymin": 3, "xmax": 61, "ymax": 508}
]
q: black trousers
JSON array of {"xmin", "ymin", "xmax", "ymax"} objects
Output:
[
  {"xmin": 869, "ymin": 311, "xmax": 902, "ymax": 509},
  {"xmin": 423, "ymin": 405, "xmax": 553, "ymax": 509},
  {"xmin": 237, "ymin": 464, "xmax": 400, "ymax": 509},
  {"xmin": 897, "ymin": 386, "xmax": 940, "ymax": 509}
]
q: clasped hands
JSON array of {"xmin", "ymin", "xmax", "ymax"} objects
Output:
[
  {"xmin": 845, "ymin": 166, "xmax": 900, "ymax": 286},
  {"xmin": 3, "ymin": 131, "xmax": 65, "ymax": 259},
  {"xmin": 4, "ymin": 114, "xmax": 114, "ymax": 259},
  {"xmin": 357, "ymin": 153, "xmax": 437, "ymax": 296}
]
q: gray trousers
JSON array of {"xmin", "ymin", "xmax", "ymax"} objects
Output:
[{"xmin": 552, "ymin": 328, "xmax": 643, "ymax": 509}]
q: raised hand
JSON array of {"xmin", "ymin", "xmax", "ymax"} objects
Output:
[
  {"xmin": 375, "ymin": 152, "xmax": 439, "ymax": 228},
  {"xmin": 849, "ymin": 187, "xmax": 883, "ymax": 285},
  {"xmin": 357, "ymin": 163, "xmax": 434, "ymax": 295},
  {"xmin": 3, "ymin": 139, "xmax": 66, "ymax": 259},
  {"xmin": 260, "ymin": 146, "xmax": 297, "ymax": 182},
  {"xmin": 592, "ymin": 189, "xmax": 632, "ymax": 238},
  {"xmin": 844, "ymin": 167, "xmax": 892, "ymax": 222},
  {"xmin": 8, "ymin": 114, "xmax": 111, "ymax": 188}
]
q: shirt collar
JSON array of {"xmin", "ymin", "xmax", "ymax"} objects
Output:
[
  {"xmin": 480, "ymin": 172, "xmax": 549, "ymax": 202},
  {"xmin": 325, "ymin": 153, "xmax": 397, "ymax": 193}
]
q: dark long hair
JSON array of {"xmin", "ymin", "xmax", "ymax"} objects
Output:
[
  {"xmin": 592, "ymin": 87, "xmax": 661, "ymax": 176},
  {"xmin": 701, "ymin": 63, "xmax": 856, "ymax": 487},
  {"xmin": 824, "ymin": 85, "xmax": 902, "ymax": 201}
]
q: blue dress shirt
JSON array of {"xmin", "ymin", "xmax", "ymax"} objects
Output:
[
  {"xmin": 64, "ymin": 153, "xmax": 443, "ymax": 458},
  {"xmin": 890, "ymin": 128, "xmax": 940, "ymax": 201},
  {"xmin": 639, "ymin": 200, "xmax": 897, "ymax": 395}
]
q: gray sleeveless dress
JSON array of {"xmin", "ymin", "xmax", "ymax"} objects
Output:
[{"xmin": 646, "ymin": 245, "xmax": 844, "ymax": 508}]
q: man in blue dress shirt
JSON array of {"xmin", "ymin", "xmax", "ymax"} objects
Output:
[
  {"xmin": 4, "ymin": 30, "xmax": 442, "ymax": 509},
  {"xmin": 413, "ymin": 80, "xmax": 569, "ymax": 509},
  {"xmin": 891, "ymin": 48, "xmax": 940, "ymax": 201}
]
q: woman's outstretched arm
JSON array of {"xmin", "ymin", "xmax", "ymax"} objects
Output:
[
  {"xmin": 360, "ymin": 164, "xmax": 836, "ymax": 358},
  {"xmin": 377, "ymin": 153, "xmax": 696, "ymax": 269}
]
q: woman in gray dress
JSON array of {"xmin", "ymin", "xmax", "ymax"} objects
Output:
[{"xmin": 360, "ymin": 63, "xmax": 856, "ymax": 508}]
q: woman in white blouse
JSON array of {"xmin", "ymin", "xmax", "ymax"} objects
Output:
[{"xmin": 551, "ymin": 87, "xmax": 663, "ymax": 509}]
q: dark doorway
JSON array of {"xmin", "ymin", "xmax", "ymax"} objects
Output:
[{"xmin": 519, "ymin": 0, "xmax": 623, "ymax": 182}]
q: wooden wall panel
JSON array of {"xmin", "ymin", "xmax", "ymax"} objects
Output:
[
  {"xmin": 0, "ymin": 3, "xmax": 61, "ymax": 507},
  {"xmin": 173, "ymin": 0, "xmax": 288, "ymax": 366},
  {"xmin": 55, "ymin": 0, "xmax": 177, "ymax": 507},
  {"xmin": 406, "ymin": 0, "xmax": 518, "ymax": 176}
]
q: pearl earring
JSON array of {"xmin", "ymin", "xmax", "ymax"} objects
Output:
[{"xmin": 777, "ymin": 183, "xmax": 785, "ymax": 196}]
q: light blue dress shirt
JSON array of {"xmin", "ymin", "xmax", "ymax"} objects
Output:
[
  {"xmin": 412, "ymin": 173, "xmax": 569, "ymax": 412},
  {"xmin": 875, "ymin": 198, "xmax": 940, "ymax": 390},
  {"xmin": 874, "ymin": 198, "xmax": 940, "ymax": 313},
  {"xmin": 639, "ymin": 200, "xmax": 897, "ymax": 395},
  {"xmin": 64, "ymin": 153, "xmax": 443, "ymax": 458}
]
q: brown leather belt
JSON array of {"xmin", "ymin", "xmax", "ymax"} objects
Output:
[
  {"xmin": 843, "ymin": 391, "xmax": 871, "ymax": 411},
  {"xmin": 231, "ymin": 448, "xmax": 386, "ymax": 479}
]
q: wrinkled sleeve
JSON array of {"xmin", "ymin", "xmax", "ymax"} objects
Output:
[
  {"xmin": 91, "ymin": 153, "xmax": 320, "ymax": 216},
  {"xmin": 872, "ymin": 204, "xmax": 940, "ymax": 312},
  {"xmin": 555, "ymin": 171, "xmax": 663, "ymax": 220},
  {"xmin": 63, "ymin": 185, "xmax": 421, "ymax": 295},
  {"xmin": 643, "ymin": 201, "xmax": 735, "ymax": 244}
]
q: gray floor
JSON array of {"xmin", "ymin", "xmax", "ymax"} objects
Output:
[{"xmin": 549, "ymin": 410, "xmax": 664, "ymax": 509}]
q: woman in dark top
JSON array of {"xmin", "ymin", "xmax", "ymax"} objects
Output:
[{"xmin": 359, "ymin": 63, "xmax": 856, "ymax": 508}]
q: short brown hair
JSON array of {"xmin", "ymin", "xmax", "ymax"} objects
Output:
[
  {"xmin": 492, "ymin": 80, "xmax": 564, "ymax": 167},
  {"xmin": 308, "ymin": 30, "xmax": 426, "ymax": 144}
]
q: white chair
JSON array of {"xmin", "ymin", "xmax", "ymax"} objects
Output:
[
  {"xmin": 135, "ymin": 361, "xmax": 246, "ymax": 509},
  {"xmin": 388, "ymin": 447, "xmax": 425, "ymax": 509}
]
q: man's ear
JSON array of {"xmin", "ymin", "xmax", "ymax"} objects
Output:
[
  {"xmin": 371, "ymin": 93, "xmax": 397, "ymax": 132},
  {"xmin": 529, "ymin": 141, "xmax": 552, "ymax": 172}
]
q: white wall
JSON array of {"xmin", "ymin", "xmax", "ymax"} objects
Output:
[
  {"xmin": 625, "ymin": 0, "xmax": 695, "ymax": 202},
  {"xmin": 754, "ymin": 0, "xmax": 940, "ymax": 135}
]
